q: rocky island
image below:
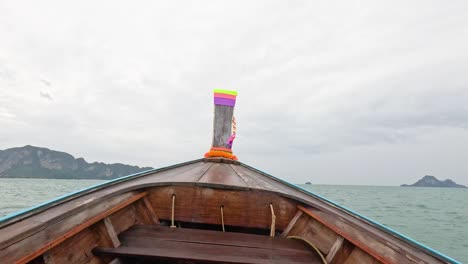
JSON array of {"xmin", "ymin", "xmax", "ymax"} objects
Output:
[
  {"xmin": 401, "ymin": 175, "xmax": 466, "ymax": 188},
  {"xmin": 0, "ymin": 145, "xmax": 153, "ymax": 180}
]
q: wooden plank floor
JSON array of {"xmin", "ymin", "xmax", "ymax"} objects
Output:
[{"xmin": 93, "ymin": 225, "xmax": 322, "ymax": 264}]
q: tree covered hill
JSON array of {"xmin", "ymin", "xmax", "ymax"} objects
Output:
[{"xmin": 0, "ymin": 145, "xmax": 153, "ymax": 180}]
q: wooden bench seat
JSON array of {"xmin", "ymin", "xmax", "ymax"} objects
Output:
[{"xmin": 93, "ymin": 225, "xmax": 322, "ymax": 264}]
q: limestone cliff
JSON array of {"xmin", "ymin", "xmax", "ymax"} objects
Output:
[{"xmin": 0, "ymin": 145, "xmax": 153, "ymax": 179}]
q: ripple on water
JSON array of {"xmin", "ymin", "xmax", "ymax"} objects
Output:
[{"xmin": 415, "ymin": 204, "xmax": 428, "ymax": 209}]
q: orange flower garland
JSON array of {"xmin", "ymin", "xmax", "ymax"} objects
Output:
[{"xmin": 204, "ymin": 147, "xmax": 238, "ymax": 160}]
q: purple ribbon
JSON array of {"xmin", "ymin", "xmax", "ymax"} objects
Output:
[{"xmin": 214, "ymin": 97, "xmax": 236, "ymax": 107}]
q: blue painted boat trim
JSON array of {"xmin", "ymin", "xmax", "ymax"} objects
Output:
[
  {"xmin": 0, "ymin": 158, "xmax": 461, "ymax": 263},
  {"xmin": 239, "ymin": 162, "xmax": 461, "ymax": 264}
]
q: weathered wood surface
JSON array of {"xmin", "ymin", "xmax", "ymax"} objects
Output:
[
  {"xmin": 230, "ymin": 164, "xmax": 293, "ymax": 193},
  {"xmin": 329, "ymin": 240, "xmax": 355, "ymax": 264},
  {"xmin": 94, "ymin": 225, "xmax": 322, "ymax": 264},
  {"xmin": 47, "ymin": 205, "xmax": 140, "ymax": 264},
  {"xmin": 148, "ymin": 186, "xmax": 298, "ymax": 230},
  {"xmin": 107, "ymin": 204, "xmax": 140, "ymax": 235},
  {"xmin": 326, "ymin": 236, "xmax": 345, "ymax": 263},
  {"xmin": 286, "ymin": 211, "xmax": 339, "ymax": 254},
  {"xmin": 120, "ymin": 225, "xmax": 310, "ymax": 250},
  {"xmin": 42, "ymin": 228, "xmax": 104, "ymax": 264},
  {"xmin": 212, "ymin": 105, "xmax": 234, "ymax": 148},
  {"xmin": 0, "ymin": 191, "xmax": 146, "ymax": 264},
  {"xmin": 281, "ymin": 210, "xmax": 303, "ymax": 237},
  {"xmin": 298, "ymin": 205, "xmax": 420, "ymax": 264},
  {"xmin": 345, "ymin": 247, "xmax": 382, "ymax": 264},
  {"xmin": 142, "ymin": 197, "xmax": 160, "ymax": 224},
  {"xmin": 197, "ymin": 163, "xmax": 248, "ymax": 187},
  {"xmin": 103, "ymin": 218, "xmax": 120, "ymax": 247}
]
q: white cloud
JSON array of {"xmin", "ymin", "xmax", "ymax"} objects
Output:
[{"xmin": 1, "ymin": 0, "xmax": 467, "ymax": 185}]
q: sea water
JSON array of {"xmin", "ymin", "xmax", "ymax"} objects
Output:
[
  {"xmin": 300, "ymin": 184, "xmax": 467, "ymax": 263},
  {"xmin": 0, "ymin": 179, "xmax": 466, "ymax": 263}
]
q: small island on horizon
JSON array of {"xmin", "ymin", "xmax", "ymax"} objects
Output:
[{"xmin": 401, "ymin": 175, "xmax": 466, "ymax": 188}]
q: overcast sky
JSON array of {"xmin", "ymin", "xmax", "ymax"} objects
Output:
[{"xmin": 1, "ymin": 1, "xmax": 467, "ymax": 185}]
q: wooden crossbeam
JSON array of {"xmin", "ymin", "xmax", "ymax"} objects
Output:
[
  {"xmin": 103, "ymin": 217, "xmax": 120, "ymax": 248},
  {"xmin": 281, "ymin": 210, "xmax": 303, "ymax": 237},
  {"xmin": 325, "ymin": 236, "xmax": 344, "ymax": 263},
  {"xmin": 297, "ymin": 205, "xmax": 391, "ymax": 264},
  {"xmin": 142, "ymin": 197, "xmax": 160, "ymax": 224}
]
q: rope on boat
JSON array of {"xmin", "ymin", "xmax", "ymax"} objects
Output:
[
  {"xmin": 287, "ymin": 236, "xmax": 327, "ymax": 264},
  {"xmin": 170, "ymin": 194, "xmax": 176, "ymax": 228},
  {"xmin": 270, "ymin": 204, "xmax": 276, "ymax": 237},
  {"xmin": 220, "ymin": 206, "xmax": 225, "ymax": 232}
]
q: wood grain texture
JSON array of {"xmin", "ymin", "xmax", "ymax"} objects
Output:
[
  {"xmin": 38, "ymin": 203, "xmax": 140, "ymax": 264},
  {"xmin": 133, "ymin": 200, "xmax": 154, "ymax": 225},
  {"xmin": 94, "ymin": 245, "xmax": 321, "ymax": 264},
  {"xmin": 281, "ymin": 210, "xmax": 303, "ymax": 237},
  {"xmin": 0, "ymin": 191, "xmax": 145, "ymax": 264},
  {"xmin": 230, "ymin": 164, "xmax": 293, "ymax": 193},
  {"xmin": 120, "ymin": 225, "xmax": 311, "ymax": 250},
  {"xmin": 212, "ymin": 105, "xmax": 234, "ymax": 148},
  {"xmin": 94, "ymin": 225, "xmax": 322, "ymax": 264},
  {"xmin": 345, "ymin": 247, "xmax": 382, "ymax": 264},
  {"xmin": 103, "ymin": 218, "xmax": 120, "ymax": 247},
  {"xmin": 286, "ymin": 212, "xmax": 339, "ymax": 254},
  {"xmin": 197, "ymin": 163, "xmax": 247, "ymax": 187},
  {"xmin": 142, "ymin": 197, "xmax": 160, "ymax": 224},
  {"xmin": 108, "ymin": 204, "xmax": 139, "ymax": 235},
  {"xmin": 326, "ymin": 236, "xmax": 344, "ymax": 263},
  {"xmin": 298, "ymin": 205, "xmax": 401, "ymax": 264},
  {"xmin": 41, "ymin": 228, "xmax": 104, "ymax": 264},
  {"xmin": 148, "ymin": 186, "xmax": 298, "ymax": 230},
  {"xmin": 150, "ymin": 161, "xmax": 213, "ymax": 183},
  {"xmin": 329, "ymin": 239, "xmax": 355, "ymax": 264}
]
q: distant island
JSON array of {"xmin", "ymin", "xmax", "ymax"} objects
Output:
[
  {"xmin": 0, "ymin": 145, "xmax": 153, "ymax": 180},
  {"xmin": 401, "ymin": 175, "xmax": 466, "ymax": 188},
  {"xmin": 305, "ymin": 182, "xmax": 311, "ymax": 185}
]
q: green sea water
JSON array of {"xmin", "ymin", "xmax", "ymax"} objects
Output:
[
  {"xmin": 0, "ymin": 179, "xmax": 466, "ymax": 263},
  {"xmin": 300, "ymin": 184, "xmax": 467, "ymax": 263}
]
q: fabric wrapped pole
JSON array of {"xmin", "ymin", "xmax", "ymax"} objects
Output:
[
  {"xmin": 214, "ymin": 97, "xmax": 236, "ymax": 107},
  {"xmin": 214, "ymin": 93, "xmax": 237, "ymax": 100},
  {"xmin": 205, "ymin": 89, "xmax": 238, "ymax": 160}
]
